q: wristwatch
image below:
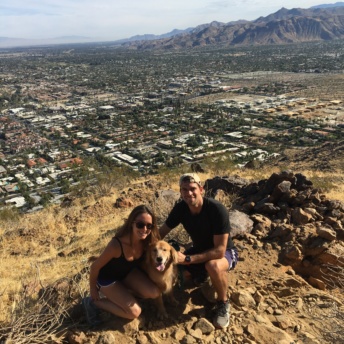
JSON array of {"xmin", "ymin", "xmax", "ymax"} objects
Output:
[{"xmin": 185, "ymin": 255, "xmax": 191, "ymax": 263}]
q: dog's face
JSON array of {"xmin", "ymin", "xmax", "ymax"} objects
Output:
[{"xmin": 147, "ymin": 240, "xmax": 178, "ymax": 272}]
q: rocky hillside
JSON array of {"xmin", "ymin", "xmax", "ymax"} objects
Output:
[
  {"xmin": 1, "ymin": 168, "xmax": 343, "ymax": 344},
  {"xmin": 124, "ymin": 7, "xmax": 344, "ymax": 50},
  {"xmin": 67, "ymin": 171, "xmax": 343, "ymax": 344}
]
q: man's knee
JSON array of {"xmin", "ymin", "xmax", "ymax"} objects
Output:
[
  {"xmin": 205, "ymin": 259, "xmax": 221, "ymax": 275},
  {"xmin": 205, "ymin": 259, "xmax": 229, "ymax": 275}
]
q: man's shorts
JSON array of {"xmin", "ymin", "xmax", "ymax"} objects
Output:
[{"xmin": 183, "ymin": 246, "xmax": 239, "ymax": 279}]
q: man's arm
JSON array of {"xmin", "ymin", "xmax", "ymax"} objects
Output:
[
  {"xmin": 178, "ymin": 233, "xmax": 229, "ymax": 265},
  {"xmin": 159, "ymin": 222, "xmax": 172, "ymax": 239}
]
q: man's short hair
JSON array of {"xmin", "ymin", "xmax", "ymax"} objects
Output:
[{"xmin": 179, "ymin": 173, "xmax": 202, "ymax": 187}]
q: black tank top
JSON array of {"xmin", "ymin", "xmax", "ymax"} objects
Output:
[{"xmin": 97, "ymin": 237, "xmax": 144, "ymax": 283}]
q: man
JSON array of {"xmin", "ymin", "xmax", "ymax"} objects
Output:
[{"xmin": 159, "ymin": 173, "xmax": 238, "ymax": 329}]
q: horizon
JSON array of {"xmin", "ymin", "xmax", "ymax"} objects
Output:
[{"xmin": 0, "ymin": 1, "xmax": 338, "ymax": 46}]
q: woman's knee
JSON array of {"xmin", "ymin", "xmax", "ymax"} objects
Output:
[
  {"xmin": 150, "ymin": 286, "xmax": 161, "ymax": 299},
  {"xmin": 127, "ymin": 303, "xmax": 142, "ymax": 319},
  {"xmin": 141, "ymin": 285, "xmax": 161, "ymax": 299}
]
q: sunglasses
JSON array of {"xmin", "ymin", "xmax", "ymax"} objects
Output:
[{"xmin": 135, "ymin": 221, "xmax": 153, "ymax": 230}]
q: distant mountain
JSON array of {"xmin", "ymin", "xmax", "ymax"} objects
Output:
[
  {"xmin": 2, "ymin": 5, "xmax": 344, "ymax": 49},
  {"xmin": 311, "ymin": 2, "xmax": 344, "ymax": 9},
  {"xmin": 115, "ymin": 21, "xmax": 250, "ymax": 44},
  {"xmin": 123, "ymin": 7, "xmax": 344, "ymax": 50},
  {"xmin": 0, "ymin": 36, "xmax": 95, "ymax": 49},
  {"xmin": 123, "ymin": 28, "xmax": 194, "ymax": 42}
]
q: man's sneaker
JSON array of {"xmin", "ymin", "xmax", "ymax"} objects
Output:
[
  {"xmin": 213, "ymin": 300, "xmax": 230, "ymax": 329},
  {"xmin": 201, "ymin": 279, "xmax": 217, "ymax": 303},
  {"xmin": 82, "ymin": 297, "xmax": 102, "ymax": 326}
]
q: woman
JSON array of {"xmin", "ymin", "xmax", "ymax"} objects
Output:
[{"xmin": 84, "ymin": 205, "xmax": 161, "ymax": 324}]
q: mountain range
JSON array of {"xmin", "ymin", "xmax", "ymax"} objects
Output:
[
  {"xmin": 1, "ymin": 3, "xmax": 344, "ymax": 49},
  {"xmin": 123, "ymin": 4, "xmax": 344, "ymax": 50}
]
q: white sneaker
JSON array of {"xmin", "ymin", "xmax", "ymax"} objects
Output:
[{"xmin": 213, "ymin": 300, "xmax": 230, "ymax": 329}]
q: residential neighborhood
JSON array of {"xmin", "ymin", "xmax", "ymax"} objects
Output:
[{"xmin": 0, "ymin": 43, "xmax": 343, "ymax": 211}]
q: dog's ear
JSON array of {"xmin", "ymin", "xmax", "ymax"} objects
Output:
[
  {"xmin": 170, "ymin": 245, "xmax": 179, "ymax": 264},
  {"xmin": 144, "ymin": 242, "xmax": 153, "ymax": 264}
]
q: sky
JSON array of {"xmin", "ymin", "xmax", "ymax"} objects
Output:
[{"xmin": 0, "ymin": 1, "xmax": 336, "ymax": 41}]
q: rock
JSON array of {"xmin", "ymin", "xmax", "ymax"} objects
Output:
[
  {"xmin": 308, "ymin": 276, "xmax": 326, "ymax": 290},
  {"xmin": 204, "ymin": 175, "xmax": 250, "ymax": 198},
  {"xmin": 280, "ymin": 244, "xmax": 303, "ymax": 262},
  {"xmin": 181, "ymin": 334, "xmax": 197, "ymax": 344},
  {"xmin": 273, "ymin": 315, "xmax": 291, "ymax": 330},
  {"xmin": 245, "ymin": 319, "xmax": 295, "ymax": 344},
  {"xmin": 253, "ymin": 290, "xmax": 264, "ymax": 304},
  {"xmin": 96, "ymin": 332, "xmax": 116, "ymax": 344},
  {"xmin": 264, "ymin": 171, "xmax": 296, "ymax": 194},
  {"xmin": 303, "ymin": 207, "xmax": 317, "ymax": 219},
  {"xmin": 316, "ymin": 224, "xmax": 337, "ymax": 241},
  {"xmin": 270, "ymin": 181, "xmax": 292, "ymax": 202},
  {"xmin": 137, "ymin": 333, "xmax": 149, "ymax": 344},
  {"xmin": 188, "ymin": 328, "xmax": 203, "ymax": 340},
  {"xmin": 269, "ymin": 224, "xmax": 293, "ymax": 239},
  {"xmin": 191, "ymin": 162, "xmax": 205, "ymax": 173},
  {"xmin": 291, "ymin": 208, "xmax": 313, "ymax": 225},
  {"xmin": 254, "ymin": 202, "xmax": 280, "ymax": 215},
  {"xmin": 146, "ymin": 332, "xmax": 162, "ymax": 344},
  {"xmin": 324, "ymin": 216, "xmax": 343, "ymax": 230},
  {"xmin": 283, "ymin": 277, "xmax": 306, "ymax": 288},
  {"xmin": 67, "ymin": 331, "xmax": 87, "ymax": 344},
  {"xmin": 114, "ymin": 197, "xmax": 134, "ymax": 208},
  {"xmin": 295, "ymin": 297, "xmax": 303, "ymax": 310},
  {"xmin": 193, "ymin": 318, "xmax": 215, "ymax": 334},
  {"xmin": 173, "ymin": 329, "xmax": 187, "ymax": 341},
  {"xmin": 228, "ymin": 210, "xmax": 254, "ymax": 238},
  {"xmin": 131, "ymin": 317, "xmax": 145, "ymax": 332},
  {"xmin": 250, "ymin": 214, "xmax": 272, "ymax": 228},
  {"xmin": 301, "ymin": 331, "xmax": 321, "ymax": 344},
  {"xmin": 231, "ymin": 290, "xmax": 256, "ymax": 308}
]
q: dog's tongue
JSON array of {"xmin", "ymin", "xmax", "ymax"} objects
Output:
[{"xmin": 156, "ymin": 263, "xmax": 166, "ymax": 272}]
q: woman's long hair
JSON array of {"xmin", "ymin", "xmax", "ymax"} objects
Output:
[{"xmin": 115, "ymin": 204, "xmax": 160, "ymax": 248}]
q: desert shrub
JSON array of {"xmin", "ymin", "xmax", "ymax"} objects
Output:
[
  {"xmin": 319, "ymin": 258, "xmax": 344, "ymax": 343},
  {"xmin": 204, "ymin": 189, "xmax": 238, "ymax": 210},
  {"xmin": 0, "ymin": 206, "xmax": 20, "ymax": 224},
  {"xmin": 0, "ymin": 265, "xmax": 90, "ymax": 343},
  {"xmin": 309, "ymin": 175, "xmax": 337, "ymax": 192},
  {"xmin": 203, "ymin": 154, "xmax": 237, "ymax": 176},
  {"xmin": 70, "ymin": 164, "xmax": 139, "ymax": 199}
]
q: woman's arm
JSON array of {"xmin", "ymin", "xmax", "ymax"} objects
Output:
[{"xmin": 89, "ymin": 239, "xmax": 119, "ymax": 301}]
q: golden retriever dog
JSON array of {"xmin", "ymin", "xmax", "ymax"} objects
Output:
[{"xmin": 143, "ymin": 240, "xmax": 179, "ymax": 318}]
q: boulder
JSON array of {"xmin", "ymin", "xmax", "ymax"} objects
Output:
[
  {"xmin": 204, "ymin": 175, "xmax": 249, "ymax": 198},
  {"xmin": 229, "ymin": 210, "xmax": 254, "ymax": 238}
]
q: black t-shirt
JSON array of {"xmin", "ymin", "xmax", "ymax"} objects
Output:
[{"xmin": 165, "ymin": 197, "xmax": 235, "ymax": 252}]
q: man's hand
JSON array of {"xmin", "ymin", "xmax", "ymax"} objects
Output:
[{"xmin": 177, "ymin": 251, "xmax": 188, "ymax": 264}]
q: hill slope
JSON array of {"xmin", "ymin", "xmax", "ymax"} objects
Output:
[{"xmin": 0, "ymin": 162, "xmax": 343, "ymax": 343}]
